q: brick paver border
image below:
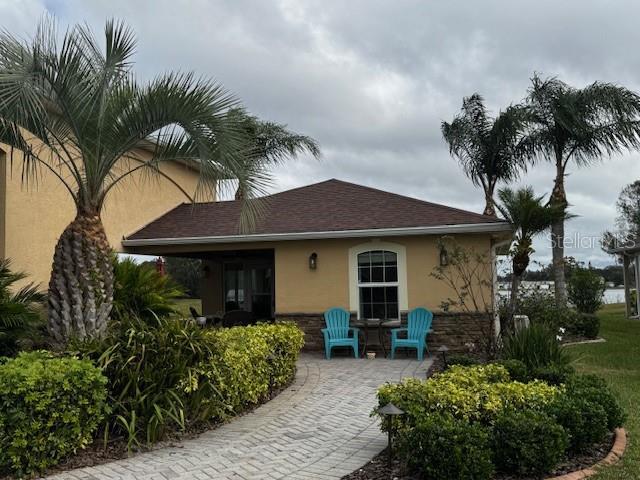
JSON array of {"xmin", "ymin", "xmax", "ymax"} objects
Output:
[{"xmin": 546, "ymin": 428, "xmax": 627, "ymax": 480}]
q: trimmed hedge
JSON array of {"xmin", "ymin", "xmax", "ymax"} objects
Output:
[
  {"xmin": 0, "ymin": 351, "xmax": 109, "ymax": 476},
  {"xmin": 377, "ymin": 364, "xmax": 624, "ymax": 479},
  {"xmin": 492, "ymin": 409, "xmax": 568, "ymax": 476},
  {"xmin": 549, "ymin": 394, "xmax": 609, "ymax": 452},
  {"xmin": 377, "ymin": 364, "xmax": 559, "ymax": 427},
  {"xmin": 398, "ymin": 413, "xmax": 494, "ymax": 480},
  {"xmin": 187, "ymin": 323, "xmax": 304, "ymax": 419},
  {"xmin": 566, "ymin": 374, "xmax": 626, "ymax": 430}
]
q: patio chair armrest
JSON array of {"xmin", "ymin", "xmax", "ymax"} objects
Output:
[
  {"xmin": 391, "ymin": 327, "xmax": 407, "ymax": 339},
  {"xmin": 348, "ymin": 327, "xmax": 360, "ymax": 337}
]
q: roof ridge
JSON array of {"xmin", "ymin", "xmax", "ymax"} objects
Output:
[
  {"xmin": 177, "ymin": 178, "xmax": 500, "ymax": 222},
  {"xmin": 326, "ymin": 178, "xmax": 500, "ymax": 222}
]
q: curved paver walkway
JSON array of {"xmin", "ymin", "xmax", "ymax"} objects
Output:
[{"xmin": 46, "ymin": 353, "xmax": 431, "ymax": 480}]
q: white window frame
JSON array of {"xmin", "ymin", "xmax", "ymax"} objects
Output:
[{"xmin": 348, "ymin": 241, "xmax": 408, "ymax": 319}]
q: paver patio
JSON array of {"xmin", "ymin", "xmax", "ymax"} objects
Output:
[{"xmin": 45, "ymin": 353, "xmax": 431, "ymax": 480}]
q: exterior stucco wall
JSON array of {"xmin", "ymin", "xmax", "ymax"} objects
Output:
[
  {"xmin": 274, "ymin": 234, "xmax": 493, "ymax": 314},
  {"xmin": 0, "ymin": 151, "xmax": 5, "ymax": 260},
  {"xmin": 127, "ymin": 233, "xmax": 494, "ymax": 316},
  {"xmin": 2, "ymin": 144, "xmax": 208, "ymax": 287}
]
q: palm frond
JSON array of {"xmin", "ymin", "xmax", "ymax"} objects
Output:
[{"xmin": 0, "ymin": 17, "xmax": 313, "ymax": 233}]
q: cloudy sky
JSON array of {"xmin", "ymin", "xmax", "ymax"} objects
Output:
[{"xmin": 4, "ymin": 0, "xmax": 640, "ymax": 267}]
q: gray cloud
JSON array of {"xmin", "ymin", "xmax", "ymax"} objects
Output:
[{"xmin": 6, "ymin": 0, "xmax": 640, "ymax": 266}]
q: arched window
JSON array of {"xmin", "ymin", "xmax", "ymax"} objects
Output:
[{"xmin": 357, "ymin": 250, "xmax": 399, "ymax": 319}]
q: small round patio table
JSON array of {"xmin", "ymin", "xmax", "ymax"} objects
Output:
[{"xmin": 353, "ymin": 318, "xmax": 402, "ymax": 357}]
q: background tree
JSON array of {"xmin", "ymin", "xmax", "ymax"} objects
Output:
[
  {"xmin": 164, "ymin": 257, "xmax": 202, "ymax": 298},
  {"xmin": 524, "ymin": 74, "xmax": 640, "ymax": 306},
  {"xmin": 496, "ymin": 187, "xmax": 571, "ymax": 332},
  {"xmin": 603, "ymin": 180, "xmax": 640, "ymax": 251},
  {"xmin": 442, "ymin": 93, "xmax": 529, "ymax": 216},
  {"xmin": 0, "ymin": 20, "xmax": 270, "ymax": 342}
]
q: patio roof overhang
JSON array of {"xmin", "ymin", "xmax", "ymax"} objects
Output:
[{"xmin": 122, "ymin": 221, "xmax": 513, "ymax": 248}]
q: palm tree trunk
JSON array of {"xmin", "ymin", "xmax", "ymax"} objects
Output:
[
  {"xmin": 505, "ymin": 272, "xmax": 523, "ymax": 334},
  {"xmin": 550, "ymin": 158, "xmax": 568, "ymax": 307},
  {"xmin": 483, "ymin": 183, "xmax": 496, "ymax": 216},
  {"xmin": 47, "ymin": 212, "xmax": 114, "ymax": 343},
  {"xmin": 483, "ymin": 194, "xmax": 496, "ymax": 216}
]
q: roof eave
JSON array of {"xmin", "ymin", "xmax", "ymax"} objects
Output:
[{"xmin": 122, "ymin": 222, "xmax": 512, "ymax": 247}]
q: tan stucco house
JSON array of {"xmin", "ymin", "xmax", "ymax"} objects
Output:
[
  {"xmin": 0, "ymin": 143, "xmax": 207, "ymax": 287},
  {"xmin": 123, "ymin": 179, "xmax": 511, "ymax": 350}
]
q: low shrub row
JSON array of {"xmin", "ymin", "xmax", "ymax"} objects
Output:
[
  {"xmin": 75, "ymin": 317, "xmax": 304, "ymax": 449},
  {"xmin": 0, "ymin": 352, "xmax": 109, "ymax": 477},
  {"xmin": 377, "ymin": 364, "xmax": 625, "ymax": 479},
  {"xmin": 0, "ymin": 319, "xmax": 304, "ymax": 477}
]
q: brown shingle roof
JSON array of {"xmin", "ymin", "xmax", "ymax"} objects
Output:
[{"xmin": 126, "ymin": 179, "xmax": 508, "ymax": 241}]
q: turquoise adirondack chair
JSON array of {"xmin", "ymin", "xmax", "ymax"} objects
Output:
[
  {"xmin": 322, "ymin": 307, "xmax": 360, "ymax": 359},
  {"xmin": 390, "ymin": 307, "xmax": 433, "ymax": 361}
]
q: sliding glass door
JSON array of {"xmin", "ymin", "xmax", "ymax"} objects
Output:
[{"xmin": 223, "ymin": 261, "xmax": 274, "ymax": 319}]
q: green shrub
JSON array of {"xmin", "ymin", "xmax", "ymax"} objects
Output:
[
  {"xmin": 0, "ymin": 351, "xmax": 109, "ymax": 476},
  {"xmin": 187, "ymin": 322, "xmax": 304, "ymax": 420},
  {"xmin": 447, "ymin": 353, "xmax": 480, "ymax": 367},
  {"xmin": 73, "ymin": 316, "xmax": 215, "ymax": 448},
  {"xmin": 112, "ymin": 256, "xmax": 185, "ymax": 321},
  {"xmin": 377, "ymin": 364, "xmax": 559, "ymax": 427},
  {"xmin": 397, "ymin": 413, "xmax": 494, "ymax": 480},
  {"xmin": 566, "ymin": 374, "xmax": 626, "ymax": 430},
  {"xmin": 501, "ymin": 323, "xmax": 571, "ymax": 370},
  {"xmin": 568, "ymin": 267, "xmax": 605, "ymax": 314},
  {"xmin": 548, "ymin": 394, "xmax": 609, "ymax": 452},
  {"xmin": 73, "ymin": 318, "xmax": 304, "ymax": 449},
  {"xmin": 530, "ymin": 363, "xmax": 575, "ymax": 386},
  {"xmin": 492, "ymin": 409, "xmax": 568, "ymax": 476},
  {"xmin": 512, "ymin": 288, "xmax": 577, "ymax": 328},
  {"xmin": 567, "ymin": 313, "xmax": 600, "ymax": 339},
  {"xmin": 492, "ymin": 359, "xmax": 529, "ymax": 382}
]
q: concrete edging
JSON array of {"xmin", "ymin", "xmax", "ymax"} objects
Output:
[{"xmin": 546, "ymin": 428, "xmax": 627, "ymax": 480}]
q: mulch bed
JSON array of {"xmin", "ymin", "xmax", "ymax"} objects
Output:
[{"xmin": 341, "ymin": 434, "xmax": 614, "ymax": 480}]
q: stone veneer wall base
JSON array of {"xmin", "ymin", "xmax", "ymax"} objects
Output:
[{"xmin": 275, "ymin": 311, "xmax": 495, "ymax": 353}]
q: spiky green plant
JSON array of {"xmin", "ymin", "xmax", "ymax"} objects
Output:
[
  {"xmin": 0, "ymin": 259, "xmax": 45, "ymax": 355},
  {"xmin": 112, "ymin": 256, "xmax": 184, "ymax": 321}
]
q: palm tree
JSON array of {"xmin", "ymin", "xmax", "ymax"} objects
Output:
[
  {"xmin": 0, "ymin": 259, "xmax": 45, "ymax": 355},
  {"xmin": 497, "ymin": 187, "xmax": 572, "ymax": 333},
  {"xmin": 228, "ymin": 108, "xmax": 320, "ymax": 200},
  {"xmin": 0, "ymin": 20, "xmax": 272, "ymax": 342},
  {"xmin": 442, "ymin": 94, "xmax": 529, "ymax": 216},
  {"xmin": 524, "ymin": 74, "xmax": 640, "ymax": 306}
]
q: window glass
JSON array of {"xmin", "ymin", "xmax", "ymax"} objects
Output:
[{"xmin": 357, "ymin": 250, "xmax": 400, "ymax": 319}]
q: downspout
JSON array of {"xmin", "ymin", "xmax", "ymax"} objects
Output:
[{"xmin": 491, "ymin": 236, "xmax": 512, "ymax": 338}]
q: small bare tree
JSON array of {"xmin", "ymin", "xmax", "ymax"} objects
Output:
[{"xmin": 430, "ymin": 237, "xmax": 499, "ymax": 358}]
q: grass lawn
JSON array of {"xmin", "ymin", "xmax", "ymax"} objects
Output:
[
  {"xmin": 172, "ymin": 298, "xmax": 202, "ymax": 317},
  {"xmin": 567, "ymin": 303, "xmax": 640, "ymax": 479}
]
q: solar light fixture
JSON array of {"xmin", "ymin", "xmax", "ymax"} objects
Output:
[
  {"xmin": 438, "ymin": 345, "xmax": 450, "ymax": 367},
  {"xmin": 378, "ymin": 402, "xmax": 405, "ymax": 469}
]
